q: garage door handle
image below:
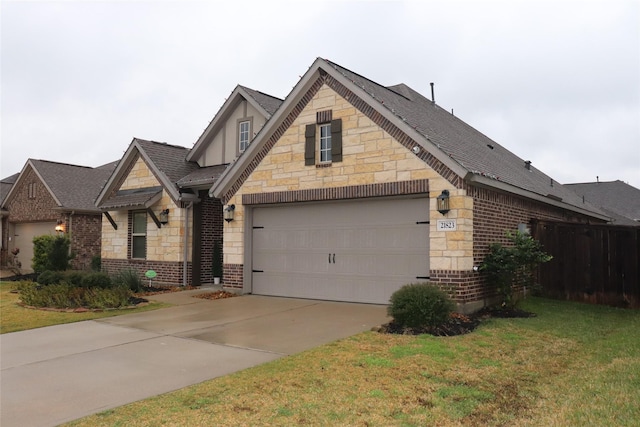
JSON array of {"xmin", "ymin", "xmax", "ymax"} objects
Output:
[{"xmin": 328, "ymin": 253, "xmax": 336, "ymax": 264}]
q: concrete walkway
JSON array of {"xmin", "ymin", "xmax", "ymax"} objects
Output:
[{"xmin": 0, "ymin": 289, "xmax": 389, "ymax": 427}]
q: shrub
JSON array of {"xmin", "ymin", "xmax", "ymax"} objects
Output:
[
  {"xmin": 480, "ymin": 231, "xmax": 552, "ymax": 307},
  {"xmin": 80, "ymin": 272, "xmax": 112, "ymax": 289},
  {"xmin": 388, "ymin": 283, "xmax": 455, "ymax": 329},
  {"xmin": 112, "ymin": 268, "xmax": 144, "ymax": 293},
  {"xmin": 37, "ymin": 270, "xmax": 64, "ymax": 286},
  {"xmin": 84, "ymin": 286, "xmax": 131, "ymax": 309},
  {"xmin": 19, "ymin": 283, "xmax": 132, "ymax": 309},
  {"xmin": 90, "ymin": 255, "xmax": 102, "ymax": 272},
  {"xmin": 32, "ymin": 235, "xmax": 73, "ymax": 273},
  {"xmin": 64, "ymin": 270, "xmax": 87, "ymax": 287}
]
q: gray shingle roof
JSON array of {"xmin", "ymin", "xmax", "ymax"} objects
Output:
[
  {"xmin": 1, "ymin": 173, "xmax": 19, "ymax": 205},
  {"xmin": 327, "ymin": 60, "xmax": 601, "ymax": 213},
  {"xmin": 30, "ymin": 160, "xmax": 116, "ymax": 212},
  {"xmin": 135, "ymin": 139, "xmax": 200, "ymax": 187},
  {"xmin": 177, "ymin": 165, "xmax": 228, "ymax": 189},
  {"xmin": 239, "ymin": 86, "xmax": 283, "ymax": 116},
  {"xmin": 99, "ymin": 186, "xmax": 163, "ymax": 210},
  {"xmin": 566, "ymin": 180, "xmax": 640, "ymax": 225}
]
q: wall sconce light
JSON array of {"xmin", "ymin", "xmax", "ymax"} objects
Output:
[
  {"xmin": 159, "ymin": 209, "xmax": 169, "ymax": 224},
  {"xmin": 224, "ymin": 204, "xmax": 236, "ymax": 223},
  {"xmin": 436, "ymin": 190, "xmax": 450, "ymax": 215},
  {"xmin": 55, "ymin": 220, "xmax": 65, "ymax": 234}
]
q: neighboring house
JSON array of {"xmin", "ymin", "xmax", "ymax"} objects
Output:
[
  {"xmin": 1, "ymin": 160, "xmax": 117, "ymax": 273},
  {"xmin": 209, "ymin": 57, "xmax": 608, "ymax": 313},
  {"xmin": 0, "ymin": 173, "xmax": 20, "ymax": 267},
  {"xmin": 95, "ymin": 85, "xmax": 283, "ymax": 286},
  {"xmin": 566, "ymin": 180, "xmax": 640, "ymax": 226}
]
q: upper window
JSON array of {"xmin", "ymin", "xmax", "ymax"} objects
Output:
[
  {"xmin": 239, "ymin": 120, "xmax": 251, "ymax": 153},
  {"xmin": 28, "ymin": 182, "xmax": 37, "ymax": 199},
  {"xmin": 131, "ymin": 211, "xmax": 147, "ymax": 259},
  {"xmin": 305, "ymin": 111, "xmax": 342, "ymax": 166},
  {"xmin": 319, "ymin": 123, "xmax": 332, "ymax": 163}
]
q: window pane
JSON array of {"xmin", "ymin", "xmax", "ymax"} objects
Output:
[
  {"xmin": 132, "ymin": 236, "xmax": 146, "ymax": 259},
  {"xmin": 133, "ymin": 212, "xmax": 146, "ymax": 233},
  {"xmin": 320, "ymin": 124, "xmax": 332, "ymax": 162},
  {"xmin": 239, "ymin": 121, "xmax": 250, "ymax": 152}
]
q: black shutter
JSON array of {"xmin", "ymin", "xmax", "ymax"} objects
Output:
[
  {"xmin": 305, "ymin": 124, "xmax": 316, "ymax": 166},
  {"xmin": 331, "ymin": 119, "xmax": 342, "ymax": 163}
]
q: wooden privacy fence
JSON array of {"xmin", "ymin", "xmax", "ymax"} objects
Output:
[{"xmin": 531, "ymin": 220, "xmax": 640, "ymax": 308}]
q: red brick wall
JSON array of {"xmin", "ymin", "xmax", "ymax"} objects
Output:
[
  {"xmin": 430, "ymin": 185, "xmax": 606, "ymax": 309},
  {"xmin": 5, "ymin": 167, "xmax": 58, "ymax": 222},
  {"xmin": 102, "ymin": 258, "xmax": 192, "ymax": 287},
  {"xmin": 222, "ymin": 263, "xmax": 243, "ymax": 289},
  {"xmin": 197, "ymin": 193, "xmax": 223, "ymax": 284},
  {"xmin": 68, "ymin": 214, "xmax": 102, "ymax": 270}
]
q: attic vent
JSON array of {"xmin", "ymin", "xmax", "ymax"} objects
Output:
[
  {"xmin": 487, "ymin": 144, "xmax": 494, "ymax": 150},
  {"xmin": 525, "ymin": 160, "xmax": 532, "ymax": 170}
]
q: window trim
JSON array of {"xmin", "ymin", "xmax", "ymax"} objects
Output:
[
  {"xmin": 130, "ymin": 210, "xmax": 147, "ymax": 259},
  {"xmin": 319, "ymin": 123, "xmax": 332, "ymax": 163},
  {"xmin": 237, "ymin": 117, "xmax": 253, "ymax": 155}
]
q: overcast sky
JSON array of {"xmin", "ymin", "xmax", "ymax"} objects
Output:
[{"xmin": 2, "ymin": 0, "xmax": 639, "ymax": 189}]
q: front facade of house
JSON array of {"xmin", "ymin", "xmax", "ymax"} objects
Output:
[
  {"xmin": 1, "ymin": 160, "xmax": 115, "ymax": 273},
  {"xmin": 211, "ymin": 58, "xmax": 608, "ymax": 312},
  {"xmin": 96, "ymin": 86, "xmax": 283, "ymax": 286}
]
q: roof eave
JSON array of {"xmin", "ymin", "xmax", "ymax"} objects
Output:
[{"xmin": 466, "ymin": 174, "xmax": 611, "ymax": 221}]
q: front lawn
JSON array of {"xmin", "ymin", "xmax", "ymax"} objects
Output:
[
  {"xmin": 67, "ymin": 297, "xmax": 640, "ymax": 426},
  {"xmin": 0, "ymin": 281, "xmax": 168, "ymax": 334}
]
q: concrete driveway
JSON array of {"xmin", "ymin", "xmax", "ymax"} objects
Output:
[{"xmin": 0, "ymin": 289, "xmax": 389, "ymax": 427}]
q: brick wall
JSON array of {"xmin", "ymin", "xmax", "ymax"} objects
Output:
[
  {"xmin": 222, "ymin": 263, "xmax": 243, "ymax": 289},
  {"xmin": 68, "ymin": 214, "xmax": 102, "ymax": 270},
  {"xmin": 198, "ymin": 193, "xmax": 223, "ymax": 284},
  {"xmin": 102, "ymin": 258, "xmax": 192, "ymax": 286},
  {"xmin": 5, "ymin": 166, "xmax": 58, "ymax": 222}
]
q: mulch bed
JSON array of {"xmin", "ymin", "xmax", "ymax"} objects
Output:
[
  {"xmin": 377, "ymin": 306, "xmax": 536, "ymax": 337},
  {"xmin": 193, "ymin": 290, "xmax": 238, "ymax": 300}
]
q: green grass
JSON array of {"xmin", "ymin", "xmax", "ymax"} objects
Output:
[
  {"xmin": 0, "ymin": 281, "xmax": 169, "ymax": 334},
  {"xmin": 66, "ymin": 297, "xmax": 640, "ymax": 426}
]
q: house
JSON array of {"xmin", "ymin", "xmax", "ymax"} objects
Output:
[
  {"xmin": 95, "ymin": 85, "xmax": 283, "ymax": 286},
  {"xmin": 209, "ymin": 58, "xmax": 609, "ymax": 312},
  {"xmin": 1, "ymin": 159, "xmax": 117, "ymax": 273},
  {"xmin": 0, "ymin": 173, "xmax": 20, "ymax": 267},
  {"xmin": 566, "ymin": 180, "xmax": 640, "ymax": 226}
]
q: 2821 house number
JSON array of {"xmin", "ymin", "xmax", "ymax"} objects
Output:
[{"xmin": 436, "ymin": 219, "xmax": 457, "ymax": 231}]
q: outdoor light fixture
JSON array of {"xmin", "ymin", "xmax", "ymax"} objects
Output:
[
  {"xmin": 436, "ymin": 190, "xmax": 450, "ymax": 215},
  {"xmin": 224, "ymin": 204, "xmax": 236, "ymax": 223},
  {"xmin": 55, "ymin": 220, "xmax": 65, "ymax": 234},
  {"xmin": 158, "ymin": 209, "xmax": 169, "ymax": 224}
]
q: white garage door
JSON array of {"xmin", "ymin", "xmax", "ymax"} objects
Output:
[
  {"xmin": 251, "ymin": 197, "xmax": 429, "ymax": 304},
  {"xmin": 11, "ymin": 222, "xmax": 57, "ymax": 273}
]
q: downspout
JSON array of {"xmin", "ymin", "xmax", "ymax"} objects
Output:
[{"xmin": 182, "ymin": 202, "xmax": 193, "ymax": 287}]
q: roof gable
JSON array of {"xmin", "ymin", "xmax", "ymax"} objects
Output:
[
  {"xmin": 2, "ymin": 159, "xmax": 115, "ymax": 212},
  {"xmin": 95, "ymin": 138, "xmax": 200, "ymax": 209},
  {"xmin": 209, "ymin": 58, "xmax": 606, "ymax": 220},
  {"xmin": 186, "ymin": 85, "xmax": 283, "ymax": 163}
]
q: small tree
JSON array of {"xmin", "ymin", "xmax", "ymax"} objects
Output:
[
  {"xmin": 32, "ymin": 235, "xmax": 73, "ymax": 273},
  {"xmin": 480, "ymin": 231, "xmax": 552, "ymax": 308}
]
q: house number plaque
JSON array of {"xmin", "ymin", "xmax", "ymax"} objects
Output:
[{"xmin": 436, "ymin": 219, "xmax": 457, "ymax": 231}]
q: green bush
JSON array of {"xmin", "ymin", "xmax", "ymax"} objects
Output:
[
  {"xmin": 80, "ymin": 272, "xmax": 112, "ymax": 289},
  {"xmin": 480, "ymin": 231, "xmax": 552, "ymax": 307},
  {"xmin": 84, "ymin": 286, "xmax": 131, "ymax": 309},
  {"xmin": 90, "ymin": 255, "xmax": 102, "ymax": 272},
  {"xmin": 64, "ymin": 270, "xmax": 87, "ymax": 287},
  {"xmin": 388, "ymin": 283, "xmax": 455, "ymax": 329},
  {"xmin": 112, "ymin": 268, "xmax": 144, "ymax": 292},
  {"xmin": 32, "ymin": 235, "xmax": 73, "ymax": 273},
  {"xmin": 19, "ymin": 283, "xmax": 132, "ymax": 309},
  {"xmin": 37, "ymin": 270, "xmax": 64, "ymax": 286}
]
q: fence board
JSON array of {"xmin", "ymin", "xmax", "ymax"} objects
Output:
[{"xmin": 531, "ymin": 220, "xmax": 639, "ymax": 308}]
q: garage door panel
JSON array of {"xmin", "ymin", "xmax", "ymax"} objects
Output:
[
  {"xmin": 12, "ymin": 222, "xmax": 57, "ymax": 273},
  {"xmin": 252, "ymin": 198, "xmax": 429, "ymax": 304}
]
